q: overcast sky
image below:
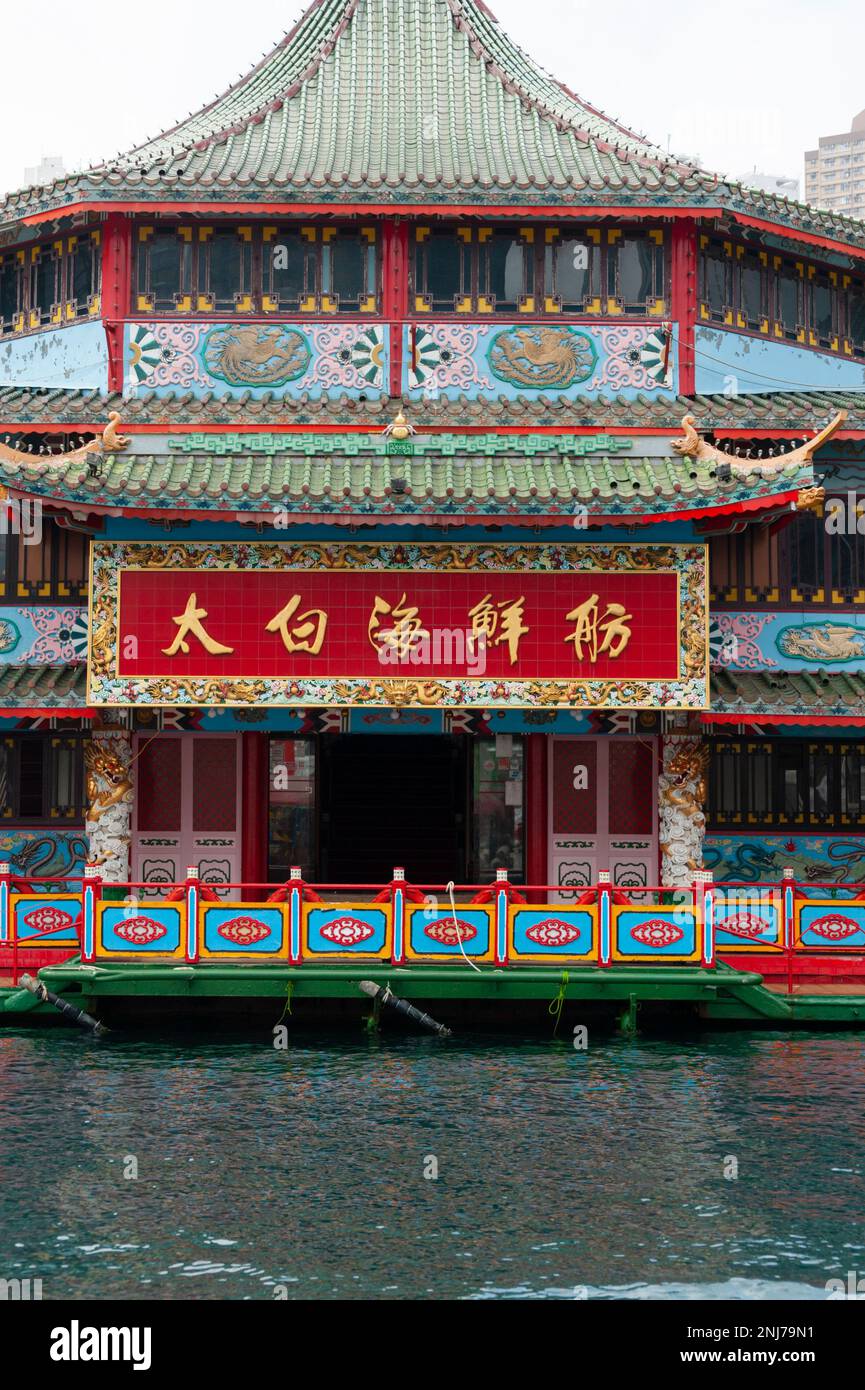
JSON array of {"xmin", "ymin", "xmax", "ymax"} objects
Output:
[{"xmin": 1, "ymin": 0, "xmax": 862, "ymax": 198}]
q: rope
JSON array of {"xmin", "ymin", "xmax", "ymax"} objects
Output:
[
  {"xmin": 276, "ymin": 980, "xmax": 293, "ymax": 1022},
  {"xmin": 446, "ymin": 880, "xmax": 482, "ymax": 974},
  {"xmin": 548, "ymin": 970, "xmax": 569, "ymax": 1035}
]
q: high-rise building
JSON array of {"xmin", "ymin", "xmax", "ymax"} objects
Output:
[
  {"xmin": 805, "ymin": 110, "xmax": 865, "ymax": 219},
  {"xmin": 22, "ymin": 155, "xmax": 66, "ymax": 188}
]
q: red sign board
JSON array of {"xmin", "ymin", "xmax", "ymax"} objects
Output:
[{"xmin": 117, "ymin": 569, "xmax": 679, "ymax": 681}]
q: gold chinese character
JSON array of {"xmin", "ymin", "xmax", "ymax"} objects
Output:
[
  {"xmin": 161, "ymin": 592, "xmax": 234, "ymax": 657},
  {"xmin": 468, "ymin": 594, "xmax": 529, "ymax": 666},
  {"xmin": 564, "ymin": 594, "xmax": 633, "ymax": 662},
  {"xmin": 266, "ymin": 595, "xmax": 328, "ymax": 655},
  {"xmin": 368, "ymin": 593, "xmax": 429, "ymax": 659}
]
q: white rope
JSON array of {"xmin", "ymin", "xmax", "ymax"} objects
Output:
[{"xmin": 446, "ymin": 880, "xmax": 482, "ymax": 974}]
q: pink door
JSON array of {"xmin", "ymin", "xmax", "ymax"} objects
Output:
[
  {"xmin": 548, "ymin": 737, "xmax": 658, "ymax": 899},
  {"xmin": 132, "ymin": 734, "xmax": 241, "ymax": 894}
]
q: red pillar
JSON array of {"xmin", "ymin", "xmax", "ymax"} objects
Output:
[
  {"xmin": 525, "ymin": 734, "xmax": 549, "ymax": 903},
  {"xmin": 241, "ymin": 732, "xmax": 269, "ymax": 899},
  {"xmin": 382, "ymin": 219, "xmax": 409, "ymax": 397},
  {"xmin": 670, "ymin": 219, "xmax": 697, "ymax": 396},
  {"xmin": 101, "ymin": 213, "xmax": 132, "ymax": 394}
]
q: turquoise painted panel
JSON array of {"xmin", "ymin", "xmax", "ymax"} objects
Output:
[
  {"xmin": 124, "ymin": 321, "xmax": 388, "ymax": 400},
  {"xmin": 13, "ymin": 896, "xmax": 81, "ymax": 944},
  {"xmin": 202, "ymin": 905, "xmax": 285, "ymax": 954},
  {"xmin": 402, "ymin": 322, "xmax": 677, "ymax": 400},
  {"xmin": 704, "ymin": 835, "xmax": 865, "ymax": 886},
  {"xmin": 614, "ymin": 907, "xmax": 698, "ymax": 958},
  {"xmin": 510, "ymin": 906, "xmax": 595, "ymax": 958},
  {"xmin": 711, "ymin": 613, "xmax": 865, "ymax": 672},
  {"xmin": 0, "ymin": 320, "xmax": 109, "ymax": 390},
  {"xmin": 407, "ymin": 905, "xmax": 492, "ymax": 957},
  {"xmin": 99, "ymin": 905, "xmax": 183, "ymax": 954},
  {"xmin": 714, "ymin": 895, "xmax": 782, "ymax": 950},
  {"xmin": 695, "ymin": 325, "xmax": 865, "ymax": 395},
  {"xmin": 0, "ymin": 608, "xmax": 88, "ymax": 665},
  {"xmin": 798, "ymin": 902, "xmax": 865, "ymax": 948},
  {"xmin": 0, "ymin": 830, "xmax": 88, "ymax": 883},
  {"xmin": 305, "ymin": 905, "xmax": 389, "ymax": 954}
]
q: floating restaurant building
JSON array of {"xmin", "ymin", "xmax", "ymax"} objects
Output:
[{"xmin": 1, "ymin": 0, "xmax": 865, "ymax": 1019}]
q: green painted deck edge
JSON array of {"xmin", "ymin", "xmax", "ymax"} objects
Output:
[{"xmin": 4, "ymin": 962, "xmax": 865, "ymax": 1027}]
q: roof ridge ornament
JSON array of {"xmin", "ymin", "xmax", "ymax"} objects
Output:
[
  {"xmin": 0, "ymin": 412, "xmax": 129, "ymax": 472},
  {"xmin": 672, "ymin": 409, "xmax": 847, "ymax": 480}
]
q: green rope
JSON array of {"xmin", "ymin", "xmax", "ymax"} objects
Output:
[
  {"xmin": 276, "ymin": 980, "xmax": 293, "ymax": 1022},
  {"xmin": 548, "ymin": 971, "xmax": 569, "ymax": 1035}
]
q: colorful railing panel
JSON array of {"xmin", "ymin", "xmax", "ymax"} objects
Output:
[
  {"xmin": 95, "ymin": 902, "xmax": 186, "ymax": 960},
  {"xmin": 302, "ymin": 903, "xmax": 392, "ymax": 959},
  {"xmin": 714, "ymin": 896, "xmax": 783, "ymax": 952},
  {"xmin": 508, "ymin": 905, "xmax": 597, "ymax": 962},
  {"xmin": 612, "ymin": 905, "xmax": 701, "ymax": 963},
  {"xmin": 795, "ymin": 899, "xmax": 865, "ymax": 950},
  {"xmin": 200, "ymin": 903, "xmax": 288, "ymax": 960},
  {"xmin": 404, "ymin": 904, "xmax": 495, "ymax": 962},
  {"xmin": 10, "ymin": 894, "xmax": 80, "ymax": 947}
]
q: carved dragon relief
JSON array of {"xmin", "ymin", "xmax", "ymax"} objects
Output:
[
  {"xmin": 84, "ymin": 736, "xmax": 133, "ymax": 822},
  {"xmin": 0, "ymin": 412, "xmax": 130, "ymax": 471},
  {"xmin": 672, "ymin": 409, "xmax": 847, "ymax": 480}
]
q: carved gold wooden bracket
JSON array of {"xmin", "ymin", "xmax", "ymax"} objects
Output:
[{"xmin": 672, "ymin": 409, "xmax": 847, "ymax": 480}]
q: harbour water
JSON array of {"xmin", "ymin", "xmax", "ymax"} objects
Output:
[{"xmin": 1, "ymin": 1029, "xmax": 862, "ymax": 1300}]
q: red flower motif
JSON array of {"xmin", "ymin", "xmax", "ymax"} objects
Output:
[
  {"xmin": 808, "ymin": 913, "xmax": 861, "ymax": 941},
  {"xmin": 217, "ymin": 916, "xmax": 271, "ymax": 946},
  {"xmin": 630, "ymin": 918, "xmax": 684, "ymax": 948},
  {"xmin": 320, "ymin": 916, "xmax": 375, "ymax": 946},
  {"xmin": 719, "ymin": 912, "xmax": 774, "ymax": 940},
  {"xmin": 23, "ymin": 906, "xmax": 74, "ymax": 935},
  {"xmin": 525, "ymin": 917, "xmax": 581, "ymax": 947},
  {"xmin": 114, "ymin": 916, "xmax": 167, "ymax": 945},
  {"xmin": 424, "ymin": 918, "xmax": 478, "ymax": 945}
]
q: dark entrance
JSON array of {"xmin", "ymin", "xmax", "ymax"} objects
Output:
[{"xmin": 319, "ymin": 735, "xmax": 467, "ymax": 884}]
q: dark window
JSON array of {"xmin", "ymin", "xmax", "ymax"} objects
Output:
[
  {"xmin": 809, "ymin": 267, "xmax": 837, "ymax": 349},
  {"xmin": 849, "ymin": 284, "xmax": 865, "ymax": 355},
  {"xmin": 470, "ymin": 737, "xmax": 524, "ymax": 881},
  {"xmin": 608, "ymin": 231, "xmax": 665, "ymax": 314},
  {"xmin": 774, "ymin": 258, "xmax": 803, "ymax": 340},
  {"xmin": 698, "ymin": 238, "xmax": 732, "ymax": 324},
  {"xmin": 708, "ymin": 739, "xmax": 865, "ymax": 831},
  {"xmin": 478, "ymin": 230, "xmax": 529, "ymax": 311},
  {"xmin": 29, "ymin": 243, "xmax": 61, "ymax": 326},
  {"xmin": 712, "ymin": 496, "xmax": 865, "ymax": 608},
  {"xmin": 414, "ymin": 227, "xmax": 472, "ymax": 312},
  {"xmin": 137, "ymin": 228, "xmax": 193, "ymax": 311},
  {"xmin": 738, "ymin": 248, "xmax": 766, "ymax": 332},
  {"xmin": 199, "ymin": 227, "xmax": 253, "ymax": 312},
  {"xmin": 264, "ymin": 225, "xmax": 312, "ymax": 311},
  {"xmin": 0, "ymin": 252, "xmax": 21, "ymax": 331},
  {"xmin": 1, "ymin": 514, "xmax": 89, "ymax": 602},
  {"xmin": 543, "ymin": 231, "xmax": 600, "ymax": 312},
  {"xmin": 268, "ymin": 737, "xmax": 317, "ymax": 881},
  {"xmin": 0, "ymin": 735, "xmax": 86, "ymax": 823}
]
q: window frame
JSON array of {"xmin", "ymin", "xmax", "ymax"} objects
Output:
[
  {"xmin": 708, "ymin": 737, "xmax": 865, "ymax": 833},
  {"xmin": 0, "ymin": 733, "xmax": 87, "ymax": 826},
  {"xmin": 0, "ymin": 230, "xmax": 101, "ymax": 339}
]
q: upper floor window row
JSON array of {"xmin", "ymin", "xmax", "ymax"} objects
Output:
[
  {"xmin": 136, "ymin": 223, "xmax": 379, "ymax": 315},
  {"xmin": 412, "ymin": 224, "xmax": 667, "ymax": 317},
  {"xmin": 0, "ymin": 231, "xmax": 101, "ymax": 336},
  {"xmin": 698, "ymin": 233, "xmax": 865, "ymax": 359},
  {"xmin": 709, "ymin": 501, "xmax": 865, "ymax": 608}
]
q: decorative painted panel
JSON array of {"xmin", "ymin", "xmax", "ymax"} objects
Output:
[
  {"xmin": 403, "ymin": 322, "xmax": 676, "ymax": 399},
  {"xmin": 200, "ymin": 903, "xmax": 287, "ymax": 959},
  {"xmin": 711, "ymin": 613, "xmax": 865, "ymax": 671},
  {"xmin": 0, "ymin": 319, "xmax": 108, "ymax": 391},
  {"xmin": 713, "ymin": 894, "xmax": 783, "ymax": 951},
  {"xmin": 89, "ymin": 540, "xmax": 708, "ymax": 710},
  {"xmin": 694, "ymin": 325, "xmax": 865, "ymax": 396},
  {"xmin": 95, "ymin": 901, "xmax": 185, "ymax": 958},
  {"xmin": 0, "ymin": 608, "xmax": 88, "ymax": 664},
  {"xmin": 611, "ymin": 905, "xmax": 700, "ymax": 962},
  {"xmin": 10, "ymin": 893, "xmax": 80, "ymax": 946},
  {"xmin": 508, "ymin": 904, "xmax": 596, "ymax": 961},
  {"xmin": 123, "ymin": 321, "xmax": 388, "ymax": 398},
  {"xmin": 704, "ymin": 835, "xmax": 865, "ymax": 885},
  {"xmin": 404, "ymin": 903, "xmax": 494, "ymax": 961},
  {"xmin": 0, "ymin": 829, "xmax": 88, "ymax": 882},
  {"xmin": 302, "ymin": 903, "xmax": 391, "ymax": 958},
  {"xmin": 795, "ymin": 899, "xmax": 865, "ymax": 949}
]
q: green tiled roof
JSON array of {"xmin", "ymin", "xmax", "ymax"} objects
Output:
[
  {"xmin": 0, "ymin": 665, "xmax": 88, "ymax": 707},
  {"xmin": 2, "ymin": 386, "xmax": 864, "ymax": 433},
  {"xmin": 0, "ymin": 432, "xmax": 814, "ymax": 520},
  {"xmin": 1, "ymin": 0, "xmax": 864, "ymax": 253},
  {"xmin": 711, "ymin": 670, "xmax": 865, "ymax": 718}
]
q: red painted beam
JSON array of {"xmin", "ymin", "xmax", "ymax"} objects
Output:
[
  {"xmin": 671, "ymin": 219, "xmax": 697, "ymax": 395},
  {"xmin": 101, "ymin": 214, "xmax": 132, "ymax": 394},
  {"xmin": 241, "ymin": 731, "xmax": 269, "ymax": 899},
  {"xmin": 525, "ymin": 734, "xmax": 549, "ymax": 905}
]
